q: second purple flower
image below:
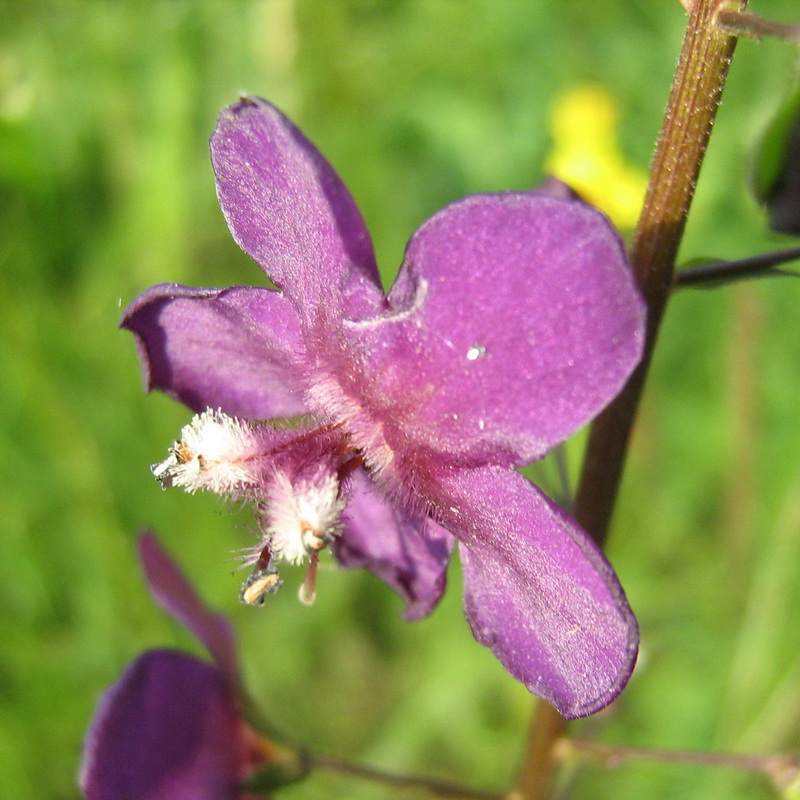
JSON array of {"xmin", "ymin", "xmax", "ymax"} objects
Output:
[{"xmin": 123, "ymin": 96, "xmax": 645, "ymax": 718}]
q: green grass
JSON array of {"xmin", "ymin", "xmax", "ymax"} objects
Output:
[{"xmin": 2, "ymin": 1, "xmax": 800, "ymax": 798}]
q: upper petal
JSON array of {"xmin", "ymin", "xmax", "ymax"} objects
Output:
[
  {"xmin": 121, "ymin": 283, "xmax": 307, "ymax": 419},
  {"xmin": 334, "ymin": 469, "xmax": 454, "ymax": 621},
  {"xmin": 80, "ymin": 650, "xmax": 245, "ymax": 800},
  {"xmin": 138, "ymin": 533, "xmax": 239, "ymax": 691},
  {"xmin": 340, "ymin": 193, "xmax": 644, "ymax": 467},
  {"xmin": 434, "ymin": 466, "xmax": 638, "ymax": 719},
  {"xmin": 211, "ymin": 97, "xmax": 384, "ymax": 322}
]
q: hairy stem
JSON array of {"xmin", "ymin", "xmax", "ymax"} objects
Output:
[
  {"xmin": 575, "ymin": 0, "xmax": 744, "ymax": 544},
  {"xmin": 514, "ymin": 1, "xmax": 746, "ymax": 798}
]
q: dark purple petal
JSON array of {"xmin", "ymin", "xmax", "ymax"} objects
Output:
[
  {"xmin": 122, "ymin": 284, "xmax": 308, "ymax": 419},
  {"xmin": 434, "ymin": 466, "xmax": 637, "ymax": 719},
  {"xmin": 211, "ymin": 97, "xmax": 384, "ymax": 322},
  {"xmin": 335, "ymin": 470, "xmax": 454, "ymax": 621},
  {"xmin": 345, "ymin": 193, "xmax": 644, "ymax": 466},
  {"xmin": 80, "ymin": 650, "xmax": 246, "ymax": 800},
  {"xmin": 534, "ymin": 175, "xmax": 585, "ymax": 202},
  {"xmin": 138, "ymin": 533, "xmax": 240, "ymax": 690}
]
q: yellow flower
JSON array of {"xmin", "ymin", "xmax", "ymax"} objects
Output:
[{"xmin": 545, "ymin": 85, "xmax": 647, "ymax": 230}]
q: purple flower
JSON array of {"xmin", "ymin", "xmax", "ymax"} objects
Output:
[
  {"xmin": 122, "ymin": 96, "xmax": 645, "ymax": 718},
  {"xmin": 80, "ymin": 534, "xmax": 278, "ymax": 800}
]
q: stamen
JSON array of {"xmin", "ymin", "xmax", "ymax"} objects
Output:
[
  {"xmin": 154, "ymin": 408, "xmax": 357, "ymax": 607},
  {"xmin": 298, "ymin": 552, "xmax": 319, "ymax": 606},
  {"xmin": 337, "ymin": 453, "xmax": 365, "ymax": 482},
  {"xmin": 255, "ymin": 542, "xmax": 273, "ymax": 571},
  {"xmin": 239, "ymin": 567, "xmax": 283, "ymax": 606},
  {"xmin": 300, "ymin": 521, "xmax": 327, "ymax": 553},
  {"xmin": 267, "ymin": 469, "xmax": 344, "ymax": 564},
  {"xmin": 151, "ymin": 409, "xmax": 296, "ymax": 498}
]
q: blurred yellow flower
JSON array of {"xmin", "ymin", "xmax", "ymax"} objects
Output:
[{"xmin": 545, "ymin": 85, "xmax": 647, "ymax": 229}]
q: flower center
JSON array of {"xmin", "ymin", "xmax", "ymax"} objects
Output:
[{"xmin": 152, "ymin": 408, "xmax": 362, "ymax": 604}]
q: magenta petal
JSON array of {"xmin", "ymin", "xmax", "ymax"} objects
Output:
[
  {"xmin": 435, "ymin": 466, "xmax": 637, "ymax": 719},
  {"xmin": 382, "ymin": 193, "xmax": 645, "ymax": 464},
  {"xmin": 211, "ymin": 97, "xmax": 384, "ymax": 321},
  {"xmin": 335, "ymin": 470, "xmax": 454, "ymax": 621},
  {"xmin": 121, "ymin": 283, "xmax": 307, "ymax": 419},
  {"xmin": 138, "ymin": 533, "xmax": 239, "ymax": 690},
  {"xmin": 80, "ymin": 650, "xmax": 245, "ymax": 800}
]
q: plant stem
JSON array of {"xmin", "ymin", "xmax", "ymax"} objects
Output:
[
  {"xmin": 716, "ymin": 8, "xmax": 800, "ymax": 43},
  {"xmin": 513, "ymin": 1, "xmax": 746, "ymax": 798},
  {"xmin": 674, "ymin": 247, "xmax": 800, "ymax": 288},
  {"xmin": 508, "ymin": 702, "xmax": 567, "ymax": 800},
  {"xmin": 310, "ymin": 753, "xmax": 505, "ymax": 800},
  {"xmin": 554, "ymin": 738, "xmax": 800, "ymax": 790},
  {"xmin": 576, "ymin": 0, "xmax": 744, "ymax": 545}
]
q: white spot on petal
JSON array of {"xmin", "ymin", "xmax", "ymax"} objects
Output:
[{"xmin": 466, "ymin": 343, "xmax": 486, "ymax": 361}]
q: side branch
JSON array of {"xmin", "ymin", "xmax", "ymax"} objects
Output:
[
  {"xmin": 674, "ymin": 247, "xmax": 800, "ymax": 288},
  {"xmin": 555, "ymin": 739, "xmax": 800, "ymax": 793},
  {"xmin": 715, "ymin": 8, "xmax": 800, "ymax": 44},
  {"xmin": 310, "ymin": 753, "xmax": 505, "ymax": 800}
]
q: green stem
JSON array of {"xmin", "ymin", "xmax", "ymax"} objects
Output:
[{"xmin": 513, "ymin": 1, "xmax": 746, "ymax": 798}]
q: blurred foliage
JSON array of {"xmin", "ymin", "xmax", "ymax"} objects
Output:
[
  {"xmin": 1, "ymin": 1, "xmax": 800, "ymax": 798},
  {"xmin": 753, "ymin": 82, "xmax": 800, "ymax": 235}
]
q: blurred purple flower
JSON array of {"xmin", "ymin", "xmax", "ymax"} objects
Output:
[
  {"xmin": 122, "ymin": 97, "xmax": 645, "ymax": 718},
  {"xmin": 80, "ymin": 534, "xmax": 278, "ymax": 800}
]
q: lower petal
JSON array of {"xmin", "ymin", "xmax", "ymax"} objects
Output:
[
  {"xmin": 335, "ymin": 469, "xmax": 455, "ymax": 621},
  {"xmin": 435, "ymin": 466, "xmax": 637, "ymax": 718}
]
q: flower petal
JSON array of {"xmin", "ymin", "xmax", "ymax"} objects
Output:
[
  {"xmin": 335, "ymin": 470, "xmax": 454, "ymax": 621},
  {"xmin": 434, "ymin": 466, "xmax": 637, "ymax": 719},
  {"xmin": 80, "ymin": 650, "xmax": 245, "ymax": 800},
  {"xmin": 122, "ymin": 283, "xmax": 307, "ymax": 419},
  {"xmin": 356, "ymin": 193, "xmax": 644, "ymax": 466},
  {"xmin": 211, "ymin": 97, "xmax": 384, "ymax": 322},
  {"xmin": 138, "ymin": 533, "xmax": 239, "ymax": 690}
]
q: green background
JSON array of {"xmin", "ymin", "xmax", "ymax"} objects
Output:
[{"xmin": 2, "ymin": 1, "xmax": 799, "ymax": 798}]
